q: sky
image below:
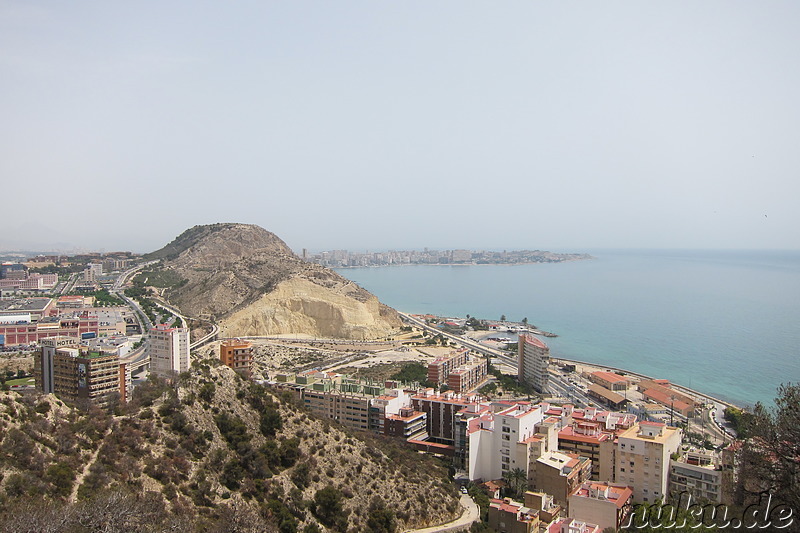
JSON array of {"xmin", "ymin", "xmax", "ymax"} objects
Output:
[{"xmin": 1, "ymin": 1, "xmax": 799, "ymax": 254}]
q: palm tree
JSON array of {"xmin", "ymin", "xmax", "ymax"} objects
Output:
[
  {"xmin": 502, "ymin": 468, "xmax": 528, "ymax": 498},
  {"xmin": 511, "ymin": 467, "xmax": 527, "ymax": 497}
]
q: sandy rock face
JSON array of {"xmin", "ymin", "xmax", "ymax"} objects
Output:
[{"xmin": 221, "ymin": 277, "xmax": 398, "ymax": 340}]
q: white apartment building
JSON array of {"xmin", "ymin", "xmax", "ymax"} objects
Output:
[
  {"xmin": 148, "ymin": 324, "xmax": 190, "ymax": 378},
  {"xmin": 467, "ymin": 402, "xmax": 546, "ymax": 481},
  {"xmin": 615, "ymin": 421, "xmax": 682, "ymax": 503},
  {"xmin": 518, "ymin": 334, "xmax": 550, "ymax": 393}
]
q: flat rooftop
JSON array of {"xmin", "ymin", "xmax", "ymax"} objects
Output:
[{"xmin": 0, "ymin": 297, "xmax": 52, "ymax": 313}]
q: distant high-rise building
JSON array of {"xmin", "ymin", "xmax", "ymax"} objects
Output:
[
  {"xmin": 518, "ymin": 334, "xmax": 550, "ymax": 393},
  {"xmin": 149, "ymin": 324, "xmax": 190, "ymax": 378}
]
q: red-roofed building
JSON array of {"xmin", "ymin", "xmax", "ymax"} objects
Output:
[
  {"xmin": 447, "ymin": 357, "xmax": 488, "ymax": 393},
  {"xmin": 568, "ymin": 482, "xmax": 633, "ymax": 531},
  {"xmin": 384, "ymin": 407, "xmax": 427, "ymax": 440},
  {"xmin": 558, "ymin": 422, "xmax": 615, "ymax": 481},
  {"xmin": 637, "ymin": 379, "xmax": 696, "ymax": 413},
  {"xmin": 480, "ymin": 479, "xmax": 506, "ymax": 499},
  {"xmin": 411, "ymin": 389, "xmax": 482, "ymax": 444},
  {"xmin": 427, "ymin": 349, "xmax": 469, "ymax": 385},
  {"xmin": 641, "ymin": 388, "xmax": 694, "ymax": 417},
  {"xmin": 588, "ymin": 371, "xmax": 631, "ymax": 391},
  {"xmin": 488, "ymin": 498, "xmax": 540, "ymax": 533}
]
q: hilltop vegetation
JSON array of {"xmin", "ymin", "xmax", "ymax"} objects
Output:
[{"xmin": 0, "ymin": 361, "xmax": 459, "ymax": 532}]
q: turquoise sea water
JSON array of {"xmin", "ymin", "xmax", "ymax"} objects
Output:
[{"xmin": 336, "ymin": 250, "xmax": 800, "ymax": 408}]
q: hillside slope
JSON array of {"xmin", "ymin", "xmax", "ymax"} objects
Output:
[
  {"xmin": 0, "ymin": 362, "xmax": 460, "ymax": 532},
  {"xmin": 143, "ymin": 223, "xmax": 401, "ymax": 339}
]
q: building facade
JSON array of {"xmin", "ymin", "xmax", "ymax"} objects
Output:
[
  {"xmin": 518, "ymin": 334, "xmax": 549, "ymax": 393},
  {"xmin": 34, "ymin": 336, "xmax": 80, "ymax": 393},
  {"xmin": 447, "ymin": 357, "xmax": 488, "ymax": 393},
  {"xmin": 427, "ymin": 349, "xmax": 470, "ymax": 385},
  {"xmin": 219, "ymin": 339, "xmax": 254, "ymax": 377},
  {"xmin": 52, "ymin": 348, "xmax": 120, "ymax": 405},
  {"xmin": 668, "ymin": 448, "xmax": 725, "ymax": 504},
  {"xmin": 615, "ymin": 422, "xmax": 682, "ymax": 503},
  {"xmin": 530, "ymin": 451, "xmax": 593, "ymax": 506},
  {"xmin": 148, "ymin": 324, "xmax": 190, "ymax": 378},
  {"xmin": 568, "ymin": 482, "xmax": 633, "ymax": 531}
]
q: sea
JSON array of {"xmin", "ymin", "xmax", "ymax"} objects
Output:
[{"xmin": 335, "ymin": 249, "xmax": 800, "ymax": 409}]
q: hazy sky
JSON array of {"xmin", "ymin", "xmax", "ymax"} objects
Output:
[{"xmin": 2, "ymin": 1, "xmax": 799, "ymax": 253}]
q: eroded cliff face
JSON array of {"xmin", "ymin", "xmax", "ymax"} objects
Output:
[
  {"xmin": 221, "ymin": 277, "xmax": 400, "ymax": 340},
  {"xmin": 149, "ymin": 223, "xmax": 400, "ymax": 340}
]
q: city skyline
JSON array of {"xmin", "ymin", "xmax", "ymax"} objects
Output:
[{"xmin": 2, "ymin": 2, "xmax": 799, "ymax": 253}]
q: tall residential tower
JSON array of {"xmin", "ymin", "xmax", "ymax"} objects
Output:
[
  {"xmin": 518, "ymin": 334, "xmax": 550, "ymax": 393},
  {"xmin": 149, "ymin": 324, "xmax": 190, "ymax": 378}
]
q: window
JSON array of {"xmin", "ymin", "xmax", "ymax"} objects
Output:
[
  {"xmin": 502, "ymin": 464, "xmax": 510, "ymax": 471},
  {"xmin": 502, "ymin": 434, "xmax": 510, "ymax": 441},
  {"xmin": 502, "ymin": 426, "xmax": 511, "ymax": 433}
]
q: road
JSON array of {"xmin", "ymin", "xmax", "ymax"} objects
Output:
[
  {"xmin": 59, "ymin": 272, "xmax": 79, "ymax": 295},
  {"xmin": 547, "ymin": 368, "xmax": 595, "ymax": 406},
  {"xmin": 403, "ymin": 494, "xmax": 479, "ymax": 533}
]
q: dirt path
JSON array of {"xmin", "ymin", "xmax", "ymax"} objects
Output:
[{"xmin": 69, "ymin": 426, "xmax": 112, "ymax": 502}]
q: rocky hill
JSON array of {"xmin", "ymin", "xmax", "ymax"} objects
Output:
[
  {"xmin": 142, "ymin": 223, "xmax": 401, "ymax": 339},
  {"xmin": 0, "ymin": 361, "xmax": 460, "ymax": 532}
]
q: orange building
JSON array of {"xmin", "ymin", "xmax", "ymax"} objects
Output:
[{"xmin": 219, "ymin": 339, "xmax": 254, "ymax": 378}]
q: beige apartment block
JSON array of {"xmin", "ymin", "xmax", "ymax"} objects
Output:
[
  {"xmin": 615, "ymin": 421, "xmax": 682, "ymax": 503},
  {"xmin": 530, "ymin": 451, "xmax": 593, "ymax": 506}
]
